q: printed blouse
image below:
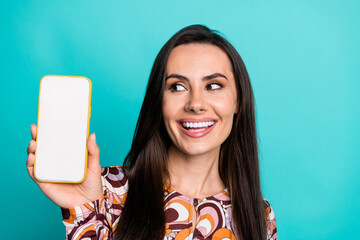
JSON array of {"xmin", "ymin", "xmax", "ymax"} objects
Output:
[{"xmin": 62, "ymin": 166, "xmax": 277, "ymax": 239}]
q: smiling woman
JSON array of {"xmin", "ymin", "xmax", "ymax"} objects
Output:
[
  {"xmin": 163, "ymin": 44, "xmax": 238, "ymax": 157},
  {"xmin": 27, "ymin": 24, "xmax": 277, "ymax": 240}
]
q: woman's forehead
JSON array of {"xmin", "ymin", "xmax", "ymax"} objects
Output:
[{"xmin": 166, "ymin": 43, "xmax": 233, "ymax": 77}]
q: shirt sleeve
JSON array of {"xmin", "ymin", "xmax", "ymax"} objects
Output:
[
  {"xmin": 264, "ymin": 199, "xmax": 277, "ymax": 240},
  {"xmin": 61, "ymin": 166, "xmax": 127, "ymax": 240}
]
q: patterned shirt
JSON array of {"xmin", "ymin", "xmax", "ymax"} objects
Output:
[{"xmin": 62, "ymin": 166, "xmax": 277, "ymax": 239}]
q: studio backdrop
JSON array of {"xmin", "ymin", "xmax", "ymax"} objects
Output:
[{"xmin": 1, "ymin": 0, "xmax": 359, "ymax": 239}]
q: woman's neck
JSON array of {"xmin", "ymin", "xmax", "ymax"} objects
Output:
[{"xmin": 166, "ymin": 144, "xmax": 225, "ymax": 199}]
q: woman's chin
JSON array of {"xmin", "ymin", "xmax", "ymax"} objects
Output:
[{"xmin": 177, "ymin": 144, "xmax": 220, "ymax": 158}]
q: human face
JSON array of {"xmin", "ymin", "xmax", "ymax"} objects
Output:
[{"xmin": 162, "ymin": 43, "xmax": 238, "ymax": 157}]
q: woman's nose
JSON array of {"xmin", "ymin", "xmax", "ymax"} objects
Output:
[{"xmin": 185, "ymin": 91, "xmax": 207, "ymax": 113}]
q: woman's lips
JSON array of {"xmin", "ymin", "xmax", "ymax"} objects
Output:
[{"xmin": 177, "ymin": 119, "xmax": 217, "ymax": 138}]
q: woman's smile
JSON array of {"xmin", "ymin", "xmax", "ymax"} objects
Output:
[{"xmin": 177, "ymin": 118, "xmax": 218, "ymax": 138}]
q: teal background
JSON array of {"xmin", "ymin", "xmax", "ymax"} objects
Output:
[{"xmin": 1, "ymin": 0, "xmax": 359, "ymax": 239}]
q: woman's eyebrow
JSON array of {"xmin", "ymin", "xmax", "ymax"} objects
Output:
[
  {"xmin": 165, "ymin": 73, "xmax": 188, "ymax": 81},
  {"xmin": 203, "ymin": 73, "xmax": 228, "ymax": 81},
  {"xmin": 166, "ymin": 73, "xmax": 227, "ymax": 81}
]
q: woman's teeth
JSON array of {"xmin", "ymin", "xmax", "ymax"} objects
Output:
[{"xmin": 181, "ymin": 121, "xmax": 215, "ymax": 129}]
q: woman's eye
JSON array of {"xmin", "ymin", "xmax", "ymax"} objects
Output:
[
  {"xmin": 206, "ymin": 83, "xmax": 223, "ymax": 90},
  {"xmin": 169, "ymin": 83, "xmax": 186, "ymax": 92}
]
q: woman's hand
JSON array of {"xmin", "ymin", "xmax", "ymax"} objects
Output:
[{"xmin": 26, "ymin": 124, "xmax": 104, "ymax": 209}]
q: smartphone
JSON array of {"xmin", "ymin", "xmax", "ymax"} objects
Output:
[{"xmin": 34, "ymin": 75, "xmax": 92, "ymax": 183}]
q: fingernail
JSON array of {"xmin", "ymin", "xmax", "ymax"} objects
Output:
[{"xmin": 94, "ymin": 133, "xmax": 96, "ymax": 142}]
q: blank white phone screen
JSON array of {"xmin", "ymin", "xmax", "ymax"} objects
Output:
[{"xmin": 34, "ymin": 75, "xmax": 91, "ymax": 182}]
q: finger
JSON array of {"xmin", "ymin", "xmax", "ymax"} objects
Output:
[
  {"xmin": 30, "ymin": 124, "xmax": 37, "ymax": 140},
  {"xmin": 27, "ymin": 140, "xmax": 37, "ymax": 155},
  {"xmin": 87, "ymin": 133, "xmax": 100, "ymax": 170},
  {"xmin": 26, "ymin": 153, "xmax": 41, "ymax": 185},
  {"xmin": 26, "ymin": 152, "xmax": 36, "ymax": 180}
]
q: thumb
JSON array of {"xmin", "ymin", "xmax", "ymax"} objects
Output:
[{"xmin": 87, "ymin": 133, "xmax": 100, "ymax": 169}]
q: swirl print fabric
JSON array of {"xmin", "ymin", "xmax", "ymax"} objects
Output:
[
  {"xmin": 164, "ymin": 187, "xmax": 236, "ymax": 239},
  {"xmin": 62, "ymin": 166, "xmax": 277, "ymax": 240}
]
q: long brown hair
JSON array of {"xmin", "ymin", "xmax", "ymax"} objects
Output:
[{"xmin": 115, "ymin": 24, "xmax": 266, "ymax": 240}]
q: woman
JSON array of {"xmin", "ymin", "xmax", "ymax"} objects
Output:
[{"xmin": 27, "ymin": 25, "xmax": 277, "ymax": 240}]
